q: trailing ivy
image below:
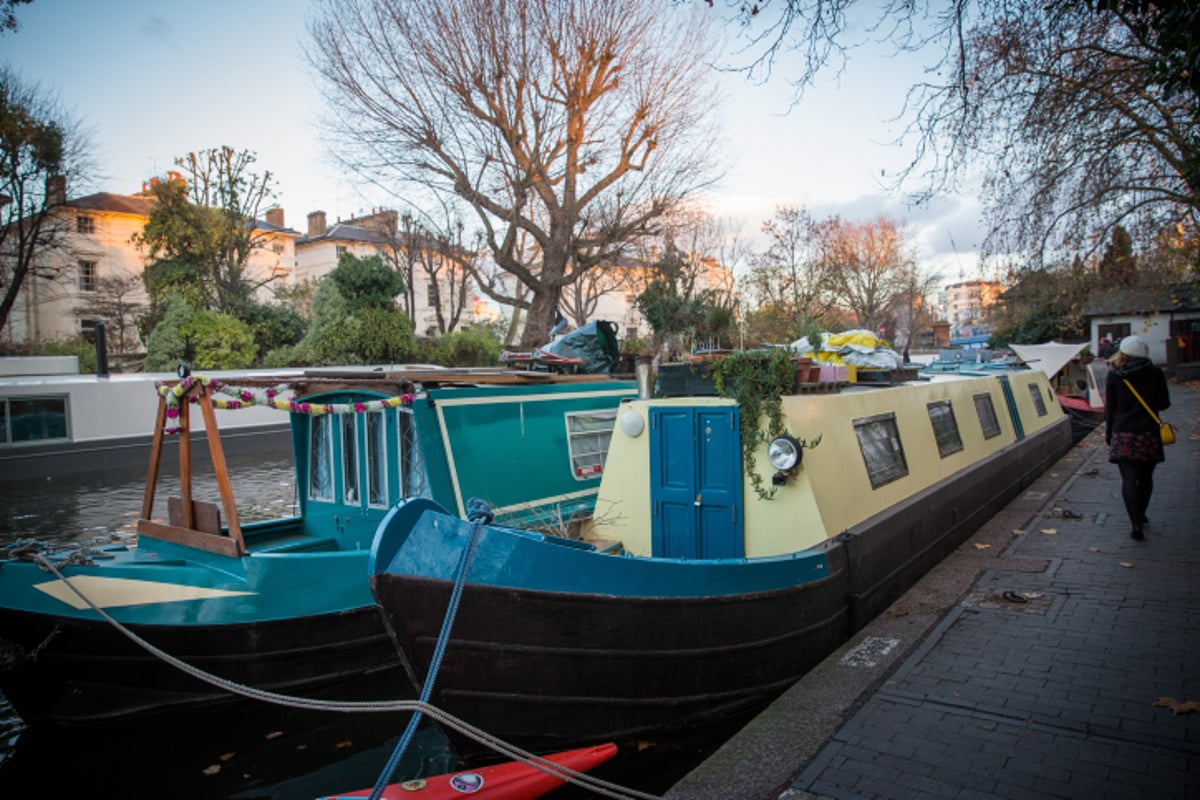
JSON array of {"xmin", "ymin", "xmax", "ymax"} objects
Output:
[{"xmin": 711, "ymin": 349, "xmax": 797, "ymax": 500}]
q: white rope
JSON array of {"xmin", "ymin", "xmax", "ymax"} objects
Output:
[{"xmin": 33, "ymin": 555, "xmax": 660, "ymax": 800}]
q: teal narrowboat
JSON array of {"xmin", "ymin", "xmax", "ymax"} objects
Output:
[{"xmin": 0, "ymin": 367, "xmax": 636, "ymax": 726}]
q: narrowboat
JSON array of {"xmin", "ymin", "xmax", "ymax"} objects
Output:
[
  {"xmin": 368, "ymin": 364, "xmax": 1073, "ymax": 751},
  {"xmin": 0, "ymin": 367, "xmax": 636, "ymax": 726}
]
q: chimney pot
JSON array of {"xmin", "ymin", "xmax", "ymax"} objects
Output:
[
  {"xmin": 46, "ymin": 175, "xmax": 67, "ymax": 206},
  {"xmin": 266, "ymin": 207, "xmax": 285, "ymax": 228}
]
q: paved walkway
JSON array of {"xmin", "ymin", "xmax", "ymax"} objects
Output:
[{"xmin": 669, "ymin": 380, "xmax": 1199, "ymax": 800}]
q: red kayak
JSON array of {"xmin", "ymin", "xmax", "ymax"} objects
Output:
[{"xmin": 319, "ymin": 743, "xmax": 618, "ymax": 799}]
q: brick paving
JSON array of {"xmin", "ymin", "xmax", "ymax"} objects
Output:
[{"xmin": 788, "ymin": 381, "xmax": 1200, "ymax": 800}]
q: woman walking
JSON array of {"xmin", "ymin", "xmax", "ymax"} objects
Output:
[{"xmin": 1105, "ymin": 336, "xmax": 1171, "ymax": 540}]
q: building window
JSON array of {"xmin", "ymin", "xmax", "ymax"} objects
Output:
[
  {"xmin": 974, "ymin": 393, "xmax": 1002, "ymax": 439},
  {"xmin": 271, "ymin": 242, "xmax": 284, "ymax": 254},
  {"xmin": 76, "ymin": 215, "xmax": 95, "ymax": 235},
  {"xmin": 927, "ymin": 400, "xmax": 964, "ymax": 457},
  {"xmin": 336, "ymin": 245, "xmax": 347, "ymax": 259},
  {"xmin": 427, "ymin": 282, "xmax": 437, "ymax": 306},
  {"xmin": 78, "ymin": 260, "xmax": 97, "ymax": 292},
  {"xmin": 308, "ymin": 415, "xmax": 334, "ymax": 501},
  {"xmin": 566, "ymin": 409, "xmax": 619, "ymax": 479},
  {"xmin": 854, "ymin": 412, "xmax": 909, "ymax": 489},
  {"xmin": 1, "ymin": 396, "xmax": 70, "ymax": 446}
]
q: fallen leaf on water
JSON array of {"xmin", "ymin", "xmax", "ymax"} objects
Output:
[
  {"xmin": 1012, "ymin": 529, "xmax": 1027, "ymax": 535},
  {"xmin": 202, "ymin": 765, "xmax": 221, "ymax": 776},
  {"xmin": 336, "ymin": 740, "xmax": 353, "ymax": 749},
  {"xmin": 636, "ymin": 740, "xmax": 656, "ymax": 752},
  {"xmin": 973, "ymin": 543, "xmax": 991, "ymax": 550},
  {"xmin": 1120, "ymin": 562, "xmax": 1134, "ymax": 568},
  {"xmin": 1153, "ymin": 697, "xmax": 1200, "ymax": 716},
  {"xmin": 1089, "ymin": 547, "xmax": 1100, "ymax": 552},
  {"xmin": 219, "ymin": 752, "xmax": 235, "ymax": 762},
  {"xmin": 1040, "ymin": 528, "xmax": 1058, "ymax": 535},
  {"xmin": 265, "ymin": 731, "xmax": 283, "ymax": 740},
  {"xmin": 296, "ymin": 744, "xmax": 308, "ymax": 751}
]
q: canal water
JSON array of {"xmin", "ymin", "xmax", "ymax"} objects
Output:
[{"xmin": 0, "ymin": 445, "xmax": 735, "ymax": 798}]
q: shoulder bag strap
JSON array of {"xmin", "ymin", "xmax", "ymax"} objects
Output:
[{"xmin": 1123, "ymin": 379, "xmax": 1163, "ymax": 425}]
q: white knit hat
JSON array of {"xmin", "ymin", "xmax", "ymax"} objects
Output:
[{"xmin": 1118, "ymin": 335, "xmax": 1149, "ymax": 359}]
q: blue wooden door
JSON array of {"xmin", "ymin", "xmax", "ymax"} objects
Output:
[{"xmin": 649, "ymin": 406, "xmax": 743, "ymax": 559}]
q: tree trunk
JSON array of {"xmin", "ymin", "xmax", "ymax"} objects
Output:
[{"xmin": 521, "ymin": 290, "xmax": 562, "ymax": 348}]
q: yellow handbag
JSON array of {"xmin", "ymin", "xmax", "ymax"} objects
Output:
[{"xmin": 1123, "ymin": 379, "xmax": 1175, "ymax": 445}]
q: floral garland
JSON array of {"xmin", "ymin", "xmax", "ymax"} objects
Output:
[{"xmin": 154, "ymin": 376, "xmax": 415, "ymax": 435}]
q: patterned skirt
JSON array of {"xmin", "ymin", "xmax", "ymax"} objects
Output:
[{"xmin": 1108, "ymin": 431, "xmax": 1165, "ymax": 464}]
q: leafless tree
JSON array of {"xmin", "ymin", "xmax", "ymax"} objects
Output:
[
  {"xmin": 716, "ymin": 1, "xmax": 1200, "ymax": 265},
  {"xmin": 309, "ymin": 0, "xmax": 724, "ymax": 347},
  {"xmin": 743, "ymin": 205, "xmax": 838, "ymax": 328},
  {"xmin": 817, "ymin": 215, "xmax": 920, "ymax": 334},
  {"xmin": 0, "ymin": 66, "xmax": 93, "ymax": 339}
]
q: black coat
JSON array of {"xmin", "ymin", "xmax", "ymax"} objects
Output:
[{"xmin": 1105, "ymin": 358, "xmax": 1170, "ymax": 444}]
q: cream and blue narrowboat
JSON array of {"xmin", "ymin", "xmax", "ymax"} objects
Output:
[
  {"xmin": 368, "ymin": 366, "xmax": 1073, "ymax": 750},
  {"xmin": 0, "ymin": 368, "xmax": 636, "ymax": 726}
]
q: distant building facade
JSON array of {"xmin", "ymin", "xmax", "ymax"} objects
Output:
[{"xmin": 938, "ymin": 278, "xmax": 1003, "ymax": 340}]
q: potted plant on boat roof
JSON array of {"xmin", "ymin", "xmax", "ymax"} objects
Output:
[{"xmin": 711, "ymin": 348, "xmax": 820, "ymax": 500}]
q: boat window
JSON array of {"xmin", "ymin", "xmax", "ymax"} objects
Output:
[
  {"xmin": 973, "ymin": 393, "xmax": 1002, "ymax": 439},
  {"xmin": 0, "ymin": 396, "xmax": 69, "ymax": 446},
  {"xmin": 1028, "ymin": 383, "xmax": 1048, "ymax": 416},
  {"xmin": 398, "ymin": 408, "xmax": 431, "ymax": 499},
  {"xmin": 341, "ymin": 413, "xmax": 359, "ymax": 505},
  {"xmin": 308, "ymin": 414, "xmax": 334, "ymax": 501},
  {"xmin": 853, "ymin": 412, "xmax": 909, "ymax": 489},
  {"xmin": 365, "ymin": 410, "xmax": 388, "ymax": 507},
  {"xmin": 927, "ymin": 400, "xmax": 964, "ymax": 457},
  {"xmin": 565, "ymin": 409, "xmax": 618, "ymax": 480}
]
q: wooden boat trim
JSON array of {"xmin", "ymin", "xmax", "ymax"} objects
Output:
[
  {"xmin": 136, "ymin": 519, "xmax": 243, "ymax": 558},
  {"xmin": 138, "ymin": 378, "xmax": 246, "ymax": 556}
]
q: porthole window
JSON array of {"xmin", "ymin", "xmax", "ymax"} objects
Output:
[
  {"xmin": 1028, "ymin": 383, "xmax": 1048, "ymax": 417},
  {"xmin": 854, "ymin": 412, "xmax": 909, "ymax": 489},
  {"xmin": 974, "ymin": 393, "xmax": 1002, "ymax": 439},
  {"xmin": 927, "ymin": 400, "xmax": 964, "ymax": 457}
]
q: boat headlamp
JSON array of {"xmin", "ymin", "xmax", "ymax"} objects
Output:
[{"xmin": 767, "ymin": 435, "xmax": 802, "ymax": 472}]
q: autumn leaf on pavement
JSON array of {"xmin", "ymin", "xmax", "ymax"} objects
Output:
[
  {"xmin": 1040, "ymin": 528, "xmax": 1058, "ymax": 535},
  {"xmin": 1153, "ymin": 697, "xmax": 1200, "ymax": 716},
  {"xmin": 973, "ymin": 543, "xmax": 991, "ymax": 550}
]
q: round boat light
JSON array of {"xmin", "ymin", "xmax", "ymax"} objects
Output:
[
  {"xmin": 619, "ymin": 409, "xmax": 645, "ymax": 437},
  {"xmin": 767, "ymin": 435, "xmax": 802, "ymax": 471}
]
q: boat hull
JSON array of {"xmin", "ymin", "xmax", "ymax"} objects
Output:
[
  {"xmin": 369, "ymin": 414, "xmax": 1074, "ymax": 749},
  {"xmin": 370, "ymin": 551, "xmax": 849, "ymax": 750},
  {"xmin": 0, "ymin": 604, "xmax": 399, "ymax": 725}
]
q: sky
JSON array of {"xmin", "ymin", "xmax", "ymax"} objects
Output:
[{"xmin": 2, "ymin": 0, "xmax": 990, "ymax": 287}]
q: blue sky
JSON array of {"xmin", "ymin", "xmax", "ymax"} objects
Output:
[{"xmin": 4, "ymin": 0, "xmax": 987, "ymax": 282}]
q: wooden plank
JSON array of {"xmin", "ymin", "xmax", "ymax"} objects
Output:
[
  {"xmin": 178, "ymin": 393, "xmax": 193, "ymax": 529},
  {"xmin": 141, "ymin": 394, "xmax": 167, "ymax": 519},
  {"xmin": 136, "ymin": 519, "xmax": 242, "ymax": 558},
  {"xmin": 197, "ymin": 387, "xmax": 244, "ymax": 552}
]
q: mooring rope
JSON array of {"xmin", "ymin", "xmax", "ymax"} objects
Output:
[
  {"xmin": 31, "ymin": 554, "xmax": 659, "ymax": 800},
  {"xmin": 367, "ymin": 499, "xmax": 487, "ymax": 800}
]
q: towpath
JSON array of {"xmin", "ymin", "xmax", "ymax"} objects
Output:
[{"xmin": 668, "ymin": 380, "xmax": 1199, "ymax": 800}]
